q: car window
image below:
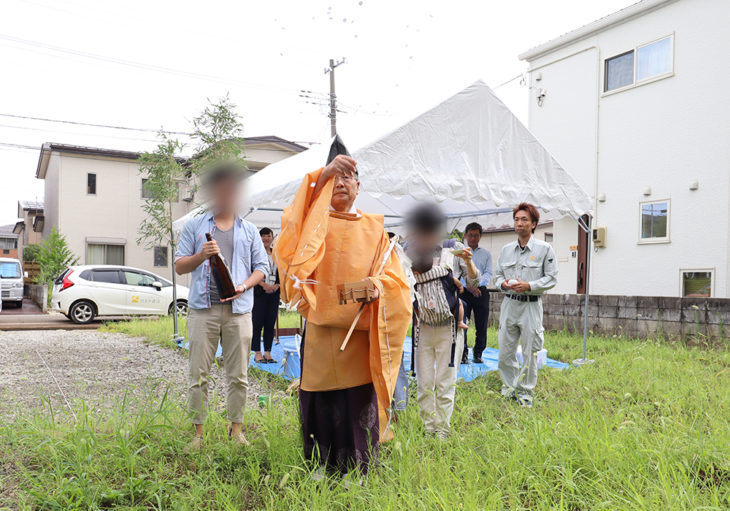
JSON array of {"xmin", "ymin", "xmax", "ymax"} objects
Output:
[
  {"xmin": 92, "ymin": 269, "xmax": 122, "ymax": 284},
  {"xmin": 79, "ymin": 270, "xmax": 92, "ymax": 280},
  {"xmin": 124, "ymin": 271, "xmax": 156, "ymax": 287},
  {"xmin": 0, "ymin": 261, "xmax": 21, "ymax": 278}
]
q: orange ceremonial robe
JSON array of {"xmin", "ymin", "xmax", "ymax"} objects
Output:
[{"xmin": 273, "ymin": 167, "xmax": 412, "ymax": 441}]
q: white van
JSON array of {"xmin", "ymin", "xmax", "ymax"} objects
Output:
[{"xmin": 0, "ymin": 257, "xmax": 25, "ymax": 308}]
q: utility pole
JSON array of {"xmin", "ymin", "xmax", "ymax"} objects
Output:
[{"xmin": 325, "ymin": 58, "xmax": 346, "ymax": 136}]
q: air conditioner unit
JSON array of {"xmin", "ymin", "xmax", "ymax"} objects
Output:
[{"xmin": 182, "ymin": 189, "xmax": 194, "ymax": 202}]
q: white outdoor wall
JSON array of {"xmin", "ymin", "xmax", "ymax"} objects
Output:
[{"xmin": 524, "ymin": 0, "xmax": 730, "ymax": 297}]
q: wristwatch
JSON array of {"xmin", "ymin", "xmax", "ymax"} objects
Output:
[{"xmin": 241, "ymin": 283, "xmax": 248, "ymax": 293}]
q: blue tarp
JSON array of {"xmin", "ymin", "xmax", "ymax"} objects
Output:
[{"xmin": 177, "ymin": 335, "xmax": 569, "ymax": 382}]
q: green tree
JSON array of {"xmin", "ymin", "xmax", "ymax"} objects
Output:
[
  {"xmin": 22, "ymin": 243, "xmax": 41, "ymax": 262},
  {"xmin": 137, "ymin": 133, "xmax": 187, "ymax": 340},
  {"xmin": 36, "ymin": 228, "xmax": 79, "ymax": 303},
  {"xmin": 190, "ymin": 94, "xmax": 247, "ymax": 181}
]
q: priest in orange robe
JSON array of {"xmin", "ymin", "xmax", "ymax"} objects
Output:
[{"xmin": 274, "ymin": 143, "xmax": 411, "ymax": 475}]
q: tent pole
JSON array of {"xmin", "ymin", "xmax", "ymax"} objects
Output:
[{"xmin": 574, "ymin": 216, "xmax": 594, "ymax": 366}]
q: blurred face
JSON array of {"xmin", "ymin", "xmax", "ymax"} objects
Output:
[
  {"xmin": 260, "ymin": 232, "xmax": 273, "ymax": 249},
  {"xmin": 514, "ymin": 210, "xmax": 536, "ymax": 238},
  {"xmin": 210, "ymin": 176, "xmax": 240, "ymax": 214},
  {"xmin": 330, "ymin": 173, "xmax": 359, "ymax": 212},
  {"xmin": 464, "ymin": 228, "xmax": 481, "ymax": 249},
  {"xmin": 406, "ymin": 230, "xmax": 441, "ymax": 273}
]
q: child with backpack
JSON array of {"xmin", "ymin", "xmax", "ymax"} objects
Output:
[{"xmin": 406, "ymin": 204, "xmax": 480, "ymax": 438}]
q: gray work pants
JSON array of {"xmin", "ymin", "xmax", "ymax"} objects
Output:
[{"xmin": 498, "ymin": 296, "xmax": 545, "ymax": 403}]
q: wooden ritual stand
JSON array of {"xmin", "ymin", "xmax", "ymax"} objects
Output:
[{"xmin": 337, "ymin": 280, "xmax": 376, "ymax": 305}]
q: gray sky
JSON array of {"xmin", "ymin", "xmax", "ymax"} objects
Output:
[{"xmin": 0, "ymin": 0, "xmax": 634, "ymax": 226}]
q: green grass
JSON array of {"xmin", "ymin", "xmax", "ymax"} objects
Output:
[
  {"xmin": 2, "ymin": 327, "xmax": 729, "ymax": 510},
  {"xmin": 100, "ymin": 310, "xmax": 303, "ymax": 350}
]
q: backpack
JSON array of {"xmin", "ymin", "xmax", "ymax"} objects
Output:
[{"xmin": 413, "ymin": 266, "xmax": 460, "ymax": 326}]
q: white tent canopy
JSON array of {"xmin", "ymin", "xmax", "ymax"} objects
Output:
[{"xmin": 173, "ymin": 80, "xmax": 592, "ymax": 234}]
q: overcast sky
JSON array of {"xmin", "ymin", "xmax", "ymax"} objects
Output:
[{"xmin": 0, "ymin": 0, "xmax": 635, "ymax": 226}]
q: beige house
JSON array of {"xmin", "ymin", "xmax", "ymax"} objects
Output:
[
  {"xmin": 35, "ymin": 137, "xmax": 305, "ymax": 282},
  {"xmin": 12, "ymin": 200, "xmax": 44, "ymax": 261}
]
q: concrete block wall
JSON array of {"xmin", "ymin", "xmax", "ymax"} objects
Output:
[
  {"xmin": 486, "ymin": 292, "xmax": 730, "ymax": 340},
  {"xmin": 26, "ymin": 284, "xmax": 48, "ymax": 313}
]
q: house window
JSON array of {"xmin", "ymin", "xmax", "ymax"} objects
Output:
[
  {"xmin": 640, "ymin": 200, "xmax": 670, "ymax": 242},
  {"xmin": 153, "ymin": 246, "xmax": 168, "ymax": 267},
  {"xmin": 637, "ymin": 37, "xmax": 673, "ymax": 81},
  {"xmin": 142, "ymin": 178, "xmax": 153, "ymax": 199},
  {"xmin": 544, "ymin": 232, "xmax": 554, "ymax": 244},
  {"xmin": 86, "ymin": 243, "xmax": 124, "ymax": 265},
  {"xmin": 681, "ymin": 270, "xmax": 713, "ymax": 297},
  {"xmin": 604, "ymin": 35, "xmax": 673, "ymax": 92},
  {"xmin": 605, "ymin": 51, "xmax": 634, "ymax": 91},
  {"xmin": 0, "ymin": 238, "xmax": 16, "ymax": 249},
  {"xmin": 87, "ymin": 173, "xmax": 97, "ymax": 195}
]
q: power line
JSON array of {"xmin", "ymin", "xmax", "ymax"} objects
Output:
[
  {"xmin": 0, "ymin": 33, "xmax": 302, "ymax": 97},
  {"xmin": 492, "ymin": 73, "xmax": 524, "ymax": 90},
  {"xmin": 0, "ymin": 122, "xmax": 161, "ymax": 143},
  {"xmin": 0, "ymin": 112, "xmax": 191, "ymax": 136}
]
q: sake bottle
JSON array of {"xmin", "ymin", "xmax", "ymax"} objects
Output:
[{"xmin": 205, "ymin": 232, "xmax": 237, "ymax": 300}]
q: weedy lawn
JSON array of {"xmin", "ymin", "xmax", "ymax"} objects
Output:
[{"xmin": 1, "ymin": 320, "xmax": 728, "ymax": 510}]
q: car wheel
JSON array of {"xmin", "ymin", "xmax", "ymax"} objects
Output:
[
  {"xmin": 169, "ymin": 300, "xmax": 188, "ymax": 317},
  {"xmin": 70, "ymin": 300, "xmax": 96, "ymax": 324}
]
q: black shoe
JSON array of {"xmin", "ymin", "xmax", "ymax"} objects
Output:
[
  {"xmin": 473, "ymin": 356, "xmax": 483, "ymax": 364},
  {"xmin": 460, "ymin": 351, "xmax": 469, "ymax": 364}
]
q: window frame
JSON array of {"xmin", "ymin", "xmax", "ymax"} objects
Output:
[
  {"xmin": 678, "ymin": 268, "xmax": 714, "ymax": 298},
  {"xmin": 141, "ymin": 178, "xmax": 153, "ymax": 199},
  {"xmin": 603, "ymin": 34, "xmax": 675, "ymax": 96},
  {"xmin": 153, "ymin": 246, "xmax": 168, "ymax": 267},
  {"xmin": 86, "ymin": 242, "xmax": 125, "ymax": 265},
  {"xmin": 638, "ymin": 198, "xmax": 671, "ymax": 245},
  {"xmin": 87, "ymin": 173, "xmax": 97, "ymax": 195}
]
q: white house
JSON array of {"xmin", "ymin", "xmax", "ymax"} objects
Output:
[{"xmin": 519, "ymin": 0, "xmax": 730, "ymax": 298}]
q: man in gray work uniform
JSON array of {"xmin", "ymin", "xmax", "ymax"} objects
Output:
[{"xmin": 494, "ymin": 203, "xmax": 558, "ymax": 408}]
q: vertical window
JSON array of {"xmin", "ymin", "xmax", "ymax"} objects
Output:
[
  {"xmin": 141, "ymin": 178, "xmax": 153, "ymax": 199},
  {"xmin": 87, "ymin": 173, "xmax": 97, "ymax": 195},
  {"xmin": 544, "ymin": 233, "xmax": 553, "ymax": 244},
  {"xmin": 640, "ymin": 200, "xmax": 670, "ymax": 242},
  {"xmin": 636, "ymin": 36, "xmax": 672, "ymax": 81},
  {"xmin": 86, "ymin": 243, "xmax": 125, "ymax": 264},
  {"xmin": 153, "ymin": 246, "xmax": 168, "ymax": 267},
  {"xmin": 681, "ymin": 270, "xmax": 713, "ymax": 297},
  {"xmin": 605, "ymin": 51, "xmax": 634, "ymax": 91}
]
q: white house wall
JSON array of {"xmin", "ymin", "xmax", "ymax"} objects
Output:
[{"xmin": 525, "ymin": 0, "xmax": 730, "ymax": 297}]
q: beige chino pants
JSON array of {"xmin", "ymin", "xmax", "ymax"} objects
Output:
[
  {"xmin": 415, "ymin": 323, "xmax": 463, "ymax": 436},
  {"xmin": 187, "ymin": 305, "xmax": 252, "ymax": 424}
]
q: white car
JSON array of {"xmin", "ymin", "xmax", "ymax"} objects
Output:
[
  {"xmin": 0, "ymin": 257, "xmax": 25, "ymax": 308},
  {"xmin": 52, "ymin": 265, "xmax": 189, "ymax": 324}
]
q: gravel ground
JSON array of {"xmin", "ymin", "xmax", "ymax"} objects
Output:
[{"xmin": 0, "ymin": 329, "xmax": 265, "ymax": 421}]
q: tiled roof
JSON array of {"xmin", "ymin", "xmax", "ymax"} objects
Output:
[{"xmin": 0, "ymin": 224, "xmax": 18, "ymax": 238}]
